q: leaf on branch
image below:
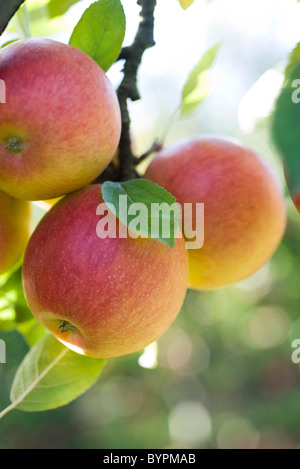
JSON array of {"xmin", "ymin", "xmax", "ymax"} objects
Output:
[
  {"xmin": 271, "ymin": 43, "xmax": 300, "ymax": 197},
  {"xmin": 101, "ymin": 179, "xmax": 180, "ymax": 248},
  {"xmin": 178, "ymin": 0, "xmax": 195, "ymax": 9},
  {"xmin": 69, "ymin": 0, "xmax": 126, "ymax": 72},
  {"xmin": 0, "ymin": 0, "xmax": 25, "ymax": 36},
  {"xmin": 47, "ymin": 0, "xmax": 81, "ymax": 19},
  {"xmin": 180, "ymin": 43, "xmax": 220, "ymax": 117},
  {"xmin": 10, "ymin": 334, "xmax": 106, "ymax": 412}
]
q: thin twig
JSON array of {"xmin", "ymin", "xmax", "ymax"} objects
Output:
[{"xmin": 135, "ymin": 139, "xmax": 163, "ymax": 166}]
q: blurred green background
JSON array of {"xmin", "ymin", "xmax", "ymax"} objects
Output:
[{"xmin": 1, "ymin": 0, "xmax": 300, "ymax": 449}]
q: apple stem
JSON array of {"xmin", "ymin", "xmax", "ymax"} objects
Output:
[
  {"xmin": 4, "ymin": 136, "xmax": 23, "ymax": 154},
  {"xmin": 59, "ymin": 321, "xmax": 77, "ymax": 333}
]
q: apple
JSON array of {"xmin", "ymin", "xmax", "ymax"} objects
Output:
[
  {"xmin": 0, "ymin": 189, "xmax": 31, "ymax": 275},
  {"xmin": 145, "ymin": 136, "xmax": 287, "ymax": 290},
  {"xmin": 22, "ymin": 184, "xmax": 189, "ymax": 358},
  {"xmin": 292, "ymin": 193, "xmax": 300, "ymax": 213},
  {"xmin": 0, "ymin": 38, "xmax": 121, "ymax": 201}
]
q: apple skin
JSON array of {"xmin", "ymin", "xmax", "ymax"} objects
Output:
[
  {"xmin": 22, "ymin": 184, "xmax": 189, "ymax": 358},
  {"xmin": 0, "ymin": 190, "xmax": 31, "ymax": 275},
  {"xmin": 292, "ymin": 192, "xmax": 300, "ymax": 213},
  {"xmin": 0, "ymin": 38, "xmax": 121, "ymax": 201},
  {"xmin": 145, "ymin": 136, "xmax": 287, "ymax": 290}
]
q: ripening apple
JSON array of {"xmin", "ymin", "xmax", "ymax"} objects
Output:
[
  {"xmin": 22, "ymin": 184, "xmax": 189, "ymax": 358},
  {"xmin": 145, "ymin": 136, "xmax": 287, "ymax": 290},
  {"xmin": 0, "ymin": 38, "xmax": 121, "ymax": 201},
  {"xmin": 0, "ymin": 190, "xmax": 31, "ymax": 275},
  {"xmin": 292, "ymin": 193, "xmax": 300, "ymax": 213}
]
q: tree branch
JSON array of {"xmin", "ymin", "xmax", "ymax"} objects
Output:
[
  {"xmin": 116, "ymin": 0, "xmax": 157, "ymax": 181},
  {"xmin": 0, "ymin": 0, "xmax": 26, "ymax": 36}
]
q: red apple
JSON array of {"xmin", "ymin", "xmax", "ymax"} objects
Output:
[
  {"xmin": 145, "ymin": 136, "xmax": 287, "ymax": 290},
  {"xmin": 292, "ymin": 192, "xmax": 300, "ymax": 213},
  {"xmin": 22, "ymin": 184, "xmax": 189, "ymax": 358},
  {"xmin": 0, "ymin": 38, "xmax": 121, "ymax": 201},
  {"xmin": 0, "ymin": 189, "xmax": 31, "ymax": 275}
]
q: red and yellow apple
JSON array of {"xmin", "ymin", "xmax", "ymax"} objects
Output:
[
  {"xmin": 145, "ymin": 136, "xmax": 287, "ymax": 290},
  {"xmin": 0, "ymin": 190, "xmax": 31, "ymax": 275},
  {"xmin": 22, "ymin": 184, "xmax": 189, "ymax": 358},
  {"xmin": 0, "ymin": 38, "xmax": 121, "ymax": 201}
]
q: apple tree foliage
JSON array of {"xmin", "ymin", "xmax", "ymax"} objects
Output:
[
  {"xmin": 272, "ymin": 43, "xmax": 300, "ymax": 200},
  {"xmin": 0, "ymin": 0, "xmax": 284, "ymax": 419}
]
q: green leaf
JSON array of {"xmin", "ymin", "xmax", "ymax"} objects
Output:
[
  {"xmin": 101, "ymin": 179, "xmax": 180, "ymax": 248},
  {"xmin": 31, "ymin": 201, "xmax": 49, "ymax": 229},
  {"xmin": 69, "ymin": 0, "xmax": 126, "ymax": 72},
  {"xmin": 1, "ymin": 39, "xmax": 20, "ymax": 48},
  {"xmin": 271, "ymin": 47, "xmax": 300, "ymax": 197},
  {"xmin": 9, "ymin": 334, "xmax": 106, "ymax": 412},
  {"xmin": 16, "ymin": 3, "xmax": 31, "ymax": 38},
  {"xmin": 47, "ymin": 0, "xmax": 81, "ymax": 18},
  {"xmin": 180, "ymin": 43, "xmax": 220, "ymax": 117},
  {"xmin": 178, "ymin": 0, "xmax": 195, "ymax": 9},
  {"xmin": 17, "ymin": 318, "xmax": 47, "ymax": 347},
  {"xmin": 0, "ymin": 268, "xmax": 33, "ymax": 330}
]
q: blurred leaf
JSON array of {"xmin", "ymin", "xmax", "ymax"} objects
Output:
[
  {"xmin": 271, "ymin": 43, "xmax": 300, "ymax": 197},
  {"xmin": 101, "ymin": 179, "xmax": 180, "ymax": 248},
  {"xmin": 69, "ymin": 0, "xmax": 126, "ymax": 72},
  {"xmin": 31, "ymin": 201, "xmax": 49, "ymax": 229},
  {"xmin": 0, "ymin": 0, "xmax": 25, "ymax": 36},
  {"xmin": 178, "ymin": 0, "xmax": 195, "ymax": 9},
  {"xmin": 0, "ymin": 268, "xmax": 32, "ymax": 324},
  {"xmin": 285, "ymin": 42, "xmax": 300, "ymax": 77},
  {"xmin": 180, "ymin": 43, "xmax": 220, "ymax": 116},
  {"xmin": 1, "ymin": 39, "xmax": 20, "ymax": 48},
  {"xmin": 47, "ymin": 0, "xmax": 81, "ymax": 18},
  {"xmin": 16, "ymin": 3, "xmax": 31, "ymax": 38},
  {"xmin": 17, "ymin": 318, "xmax": 47, "ymax": 347},
  {"xmin": 0, "ymin": 265, "xmax": 45, "ymax": 342},
  {"xmin": 10, "ymin": 334, "xmax": 106, "ymax": 412},
  {"xmin": 28, "ymin": 3, "xmax": 49, "ymax": 23}
]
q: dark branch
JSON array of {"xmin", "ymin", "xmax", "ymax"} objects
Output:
[
  {"xmin": 116, "ymin": 0, "xmax": 157, "ymax": 181},
  {"xmin": 0, "ymin": 0, "xmax": 26, "ymax": 36}
]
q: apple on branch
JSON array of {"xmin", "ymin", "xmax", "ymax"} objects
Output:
[
  {"xmin": 22, "ymin": 184, "xmax": 189, "ymax": 358},
  {"xmin": 0, "ymin": 38, "xmax": 121, "ymax": 201},
  {"xmin": 145, "ymin": 136, "xmax": 287, "ymax": 290}
]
